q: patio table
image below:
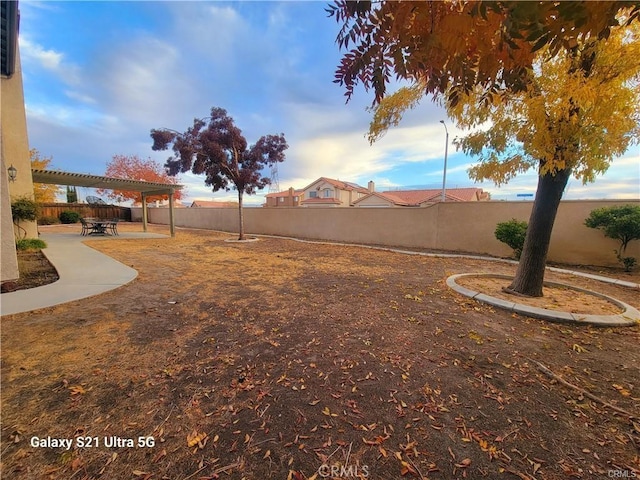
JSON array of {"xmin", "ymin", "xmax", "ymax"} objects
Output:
[{"xmin": 81, "ymin": 219, "xmax": 119, "ymax": 236}]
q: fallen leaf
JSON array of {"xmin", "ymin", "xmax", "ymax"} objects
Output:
[
  {"xmin": 152, "ymin": 449, "xmax": 166, "ymax": 463},
  {"xmin": 288, "ymin": 470, "xmax": 305, "ymax": 480},
  {"xmin": 400, "ymin": 460, "xmax": 417, "ymax": 476},
  {"xmin": 69, "ymin": 385, "xmax": 86, "ymax": 395},
  {"xmin": 363, "ymin": 435, "xmax": 388, "ymax": 445},
  {"xmin": 186, "ymin": 430, "xmax": 207, "ymax": 448},
  {"xmin": 71, "ymin": 457, "xmax": 84, "ymax": 471}
]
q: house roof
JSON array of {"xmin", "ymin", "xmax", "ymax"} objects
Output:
[
  {"xmin": 265, "ymin": 189, "xmax": 304, "ymax": 198},
  {"xmin": 190, "ymin": 200, "xmax": 238, "ymax": 208},
  {"xmin": 355, "ymin": 191, "xmax": 411, "ymax": 206},
  {"xmin": 302, "ymin": 177, "xmax": 369, "ymax": 194},
  {"xmin": 354, "ymin": 187, "xmax": 489, "ymax": 206}
]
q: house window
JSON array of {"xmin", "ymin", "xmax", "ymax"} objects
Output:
[
  {"xmin": 279, "ymin": 197, "xmax": 284, "ymax": 203},
  {"xmin": 309, "ymin": 191, "xmax": 317, "ymax": 198},
  {"xmin": 323, "ymin": 188, "xmax": 332, "ymax": 198}
]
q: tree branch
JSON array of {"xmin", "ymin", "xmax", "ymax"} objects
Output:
[{"xmin": 528, "ymin": 358, "xmax": 637, "ymax": 419}]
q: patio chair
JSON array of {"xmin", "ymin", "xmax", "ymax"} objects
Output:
[
  {"xmin": 80, "ymin": 218, "xmax": 92, "ymax": 236},
  {"xmin": 108, "ymin": 218, "xmax": 120, "ymax": 236}
]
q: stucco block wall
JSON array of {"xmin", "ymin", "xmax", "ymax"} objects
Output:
[{"xmin": 132, "ymin": 199, "xmax": 640, "ymax": 268}]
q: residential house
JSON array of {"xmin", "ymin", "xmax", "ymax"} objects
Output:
[
  {"xmin": 353, "ymin": 187, "xmax": 490, "ymax": 207},
  {"xmin": 300, "ymin": 177, "xmax": 373, "ymax": 207},
  {"xmin": 264, "ymin": 187, "xmax": 304, "ymax": 207}
]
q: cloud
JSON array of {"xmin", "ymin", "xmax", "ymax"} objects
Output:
[
  {"xmin": 17, "ymin": 1, "xmax": 638, "ymax": 206},
  {"xmin": 20, "ymin": 37, "xmax": 63, "ymax": 70},
  {"xmin": 19, "ymin": 36, "xmax": 82, "ymax": 86}
]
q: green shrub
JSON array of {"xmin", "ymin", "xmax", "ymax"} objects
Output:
[
  {"xmin": 38, "ymin": 215, "xmax": 60, "ymax": 225},
  {"xmin": 495, "ymin": 219, "xmax": 528, "ymax": 259},
  {"xmin": 621, "ymin": 257, "xmax": 637, "ymax": 272},
  {"xmin": 11, "ymin": 197, "xmax": 39, "ymax": 222},
  {"xmin": 585, "ymin": 205, "xmax": 640, "ymax": 271},
  {"xmin": 59, "ymin": 210, "xmax": 81, "ymax": 224},
  {"xmin": 11, "ymin": 196, "xmax": 39, "ymax": 239},
  {"xmin": 16, "ymin": 238, "xmax": 47, "ymax": 251}
]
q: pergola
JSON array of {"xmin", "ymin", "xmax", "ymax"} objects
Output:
[{"xmin": 31, "ymin": 169, "xmax": 183, "ymax": 237}]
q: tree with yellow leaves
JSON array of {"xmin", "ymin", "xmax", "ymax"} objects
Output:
[
  {"xmin": 450, "ymin": 22, "xmax": 640, "ymax": 296},
  {"xmin": 31, "ymin": 149, "xmax": 62, "ymax": 203},
  {"xmin": 339, "ymin": 3, "xmax": 640, "ymax": 297}
]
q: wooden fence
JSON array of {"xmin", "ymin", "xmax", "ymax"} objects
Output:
[{"xmin": 38, "ymin": 203, "xmax": 131, "ymax": 221}]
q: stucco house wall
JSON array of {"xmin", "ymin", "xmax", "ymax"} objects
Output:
[
  {"xmin": 301, "ymin": 178, "xmax": 369, "ymax": 207},
  {"xmin": 1, "ymin": 158, "xmax": 19, "ymax": 282},
  {"xmin": 353, "ymin": 193, "xmax": 398, "ymax": 207},
  {"xmin": 2, "ymin": 37, "xmax": 36, "ymax": 281}
]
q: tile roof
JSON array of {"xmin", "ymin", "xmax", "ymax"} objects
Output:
[
  {"xmin": 303, "ymin": 177, "xmax": 369, "ymax": 194},
  {"xmin": 190, "ymin": 200, "xmax": 238, "ymax": 208},
  {"xmin": 355, "ymin": 188, "xmax": 489, "ymax": 206},
  {"xmin": 265, "ymin": 189, "xmax": 304, "ymax": 198}
]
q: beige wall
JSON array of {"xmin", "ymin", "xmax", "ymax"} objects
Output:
[
  {"xmin": 133, "ymin": 199, "xmax": 640, "ymax": 268},
  {"xmin": 1, "ymin": 45, "xmax": 37, "ymax": 240},
  {"xmin": 2, "ymin": 44, "xmax": 36, "ymax": 281},
  {"xmin": 354, "ymin": 194, "xmax": 395, "ymax": 207},
  {"xmin": 1, "ymin": 158, "xmax": 19, "ymax": 281}
]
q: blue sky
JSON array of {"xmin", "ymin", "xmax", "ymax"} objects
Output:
[{"xmin": 18, "ymin": 1, "xmax": 640, "ymax": 205}]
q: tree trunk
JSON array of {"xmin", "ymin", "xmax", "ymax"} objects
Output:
[
  {"xmin": 507, "ymin": 168, "xmax": 571, "ymax": 297},
  {"xmin": 237, "ymin": 190, "xmax": 245, "ymax": 240}
]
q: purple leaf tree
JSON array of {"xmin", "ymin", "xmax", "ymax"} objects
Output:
[{"xmin": 151, "ymin": 107, "xmax": 288, "ymax": 240}]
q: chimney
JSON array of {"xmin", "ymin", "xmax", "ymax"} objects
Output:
[{"xmin": 368, "ymin": 180, "xmax": 375, "ymax": 193}]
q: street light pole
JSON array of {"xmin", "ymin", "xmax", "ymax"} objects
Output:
[{"xmin": 439, "ymin": 120, "xmax": 449, "ymax": 202}]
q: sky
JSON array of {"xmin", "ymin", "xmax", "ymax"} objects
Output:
[{"xmin": 17, "ymin": 1, "xmax": 640, "ymax": 206}]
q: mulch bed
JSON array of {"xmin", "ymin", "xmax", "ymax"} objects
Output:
[
  {"xmin": 1, "ymin": 249, "xmax": 59, "ymax": 293},
  {"xmin": 1, "ymin": 225, "xmax": 638, "ymax": 480}
]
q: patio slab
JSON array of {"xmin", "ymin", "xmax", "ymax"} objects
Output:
[{"xmin": 0, "ymin": 232, "xmax": 167, "ymax": 316}]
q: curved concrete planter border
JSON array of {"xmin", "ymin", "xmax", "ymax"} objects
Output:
[
  {"xmin": 224, "ymin": 237, "xmax": 259, "ymax": 243},
  {"xmin": 446, "ymin": 273, "xmax": 640, "ymax": 327}
]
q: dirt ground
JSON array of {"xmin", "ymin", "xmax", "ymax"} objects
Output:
[
  {"xmin": 1, "ymin": 249, "xmax": 59, "ymax": 293},
  {"xmin": 1, "ymin": 223, "xmax": 639, "ymax": 480}
]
